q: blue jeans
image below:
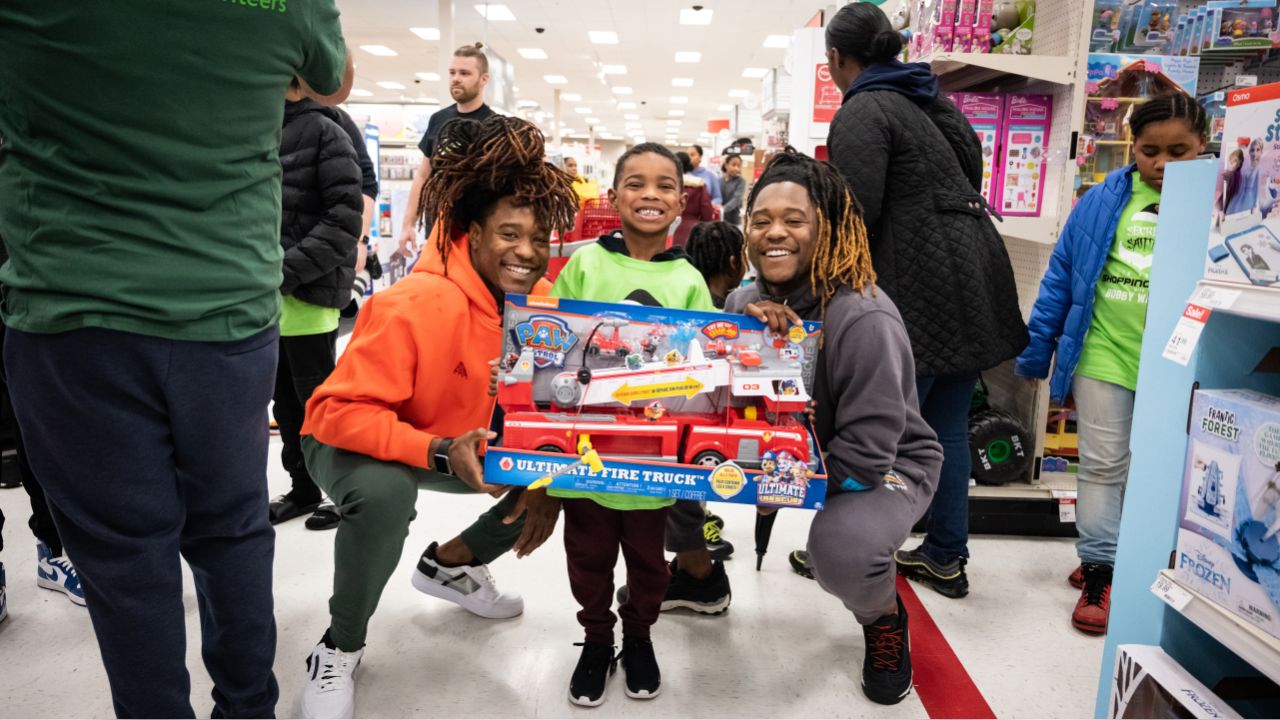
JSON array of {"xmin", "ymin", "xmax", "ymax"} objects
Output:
[
  {"xmin": 916, "ymin": 373, "xmax": 978, "ymax": 563},
  {"xmin": 1072, "ymin": 374, "xmax": 1134, "ymax": 566}
]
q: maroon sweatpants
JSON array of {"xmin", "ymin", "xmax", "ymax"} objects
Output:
[{"xmin": 562, "ymin": 498, "xmax": 670, "ymax": 644}]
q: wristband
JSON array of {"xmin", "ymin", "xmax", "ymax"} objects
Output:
[{"xmin": 433, "ymin": 438, "xmax": 455, "ymax": 476}]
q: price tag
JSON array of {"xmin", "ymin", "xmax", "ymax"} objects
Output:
[
  {"xmin": 1190, "ymin": 284, "xmax": 1242, "ymax": 310},
  {"xmin": 1057, "ymin": 498, "xmax": 1076, "ymax": 523},
  {"xmin": 1050, "ymin": 489, "xmax": 1077, "ymax": 500},
  {"xmin": 1237, "ymin": 75, "xmax": 1259, "ymax": 88},
  {"xmin": 1163, "ymin": 303, "xmax": 1212, "ymax": 366},
  {"xmin": 1151, "ymin": 573, "xmax": 1193, "ymax": 611}
]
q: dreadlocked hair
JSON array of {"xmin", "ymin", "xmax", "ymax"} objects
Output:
[
  {"xmin": 685, "ymin": 221, "xmax": 744, "ymax": 283},
  {"xmin": 416, "ymin": 115, "xmax": 579, "ymax": 272},
  {"xmin": 746, "ymin": 148, "xmax": 876, "ymax": 313}
]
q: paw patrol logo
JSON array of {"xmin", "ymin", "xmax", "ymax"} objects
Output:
[
  {"xmin": 701, "ymin": 321, "xmax": 740, "ymax": 340},
  {"xmin": 514, "ymin": 315, "xmax": 579, "ymax": 369},
  {"xmin": 756, "ymin": 450, "xmax": 810, "ymax": 507}
]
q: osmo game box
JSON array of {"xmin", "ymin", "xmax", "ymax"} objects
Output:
[
  {"xmin": 1207, "ymin": 82, "xmax": 1280, "ymax": 288},
  {"xmin": 1176, "ymin": 389, "xmax": 1280, "ymax": 641},
  {"xmin": 484, "ymin": 294, "xmax": 829, "ymax": 509}
]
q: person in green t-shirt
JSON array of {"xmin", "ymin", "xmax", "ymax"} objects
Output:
[
  {"xmin": 0, "ymin": 4, "xmax": 351, "ymax": 717},
  {"xmin": 1016, "ymin": 94, "xmax": 1207, "ymax": 638}
]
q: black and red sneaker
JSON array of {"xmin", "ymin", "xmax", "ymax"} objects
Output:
[
  {"xmin": 862, "ymin": 595, "xmax": 912, "ymax": 705},
  {"xmin": 1072, "ymin": 563, "xmax": 1112, "ymax": 635}
]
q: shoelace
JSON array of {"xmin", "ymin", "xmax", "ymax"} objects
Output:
[
  {"xmin": 315, "ymin": 650, "xmax": 359, "ymax": 693},
  {"xmin": 49, "ymin": 558, "xmax": 78, "ymax": 581},
  {"xmin": 703, "ymin": 522, "xmax": 723, "ymax": 543},
  {"xmin": 1083, "ymin": 580, "xmax": 1111, "ymax": 608},
  {"xmin": 473, "ymin": 564, "xmax": 500, "ymax": 592},
  {"xmin": 867, "ymin": 625, "xmax": 905, "ymax": 672}
]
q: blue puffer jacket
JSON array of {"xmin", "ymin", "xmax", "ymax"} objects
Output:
[{"xmin": 1014, "ymin": 165, "xmax": 1137, "ymax": 402}]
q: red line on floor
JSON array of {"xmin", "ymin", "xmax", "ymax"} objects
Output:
[{"xmin": 897, "ymin": 575, "xmax": 996, "ymax": 719}]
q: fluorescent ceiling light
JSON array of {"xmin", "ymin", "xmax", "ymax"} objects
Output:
[
  {"xmin": 669, "ymin": 109, "xmax": 685, "ymax": 117},
  {"xmin": 718, "ymin": 103, "xmax": 734, "ymax": 111},
  {"xmin": 349, "ymin": 89, "xmax": 373, "ymax": 97},
  {"xmin": 585, "ymin": 117, "xmax": 601, "ymax": 124},
  {"xmin": 623, "ymin": 113, "xmax": 640, "ymax": 120},
  {"xmin": 416, "ymin": 72, "xmax": 440, "ymax": 82},
  {"xmin": 376, "ymin": 81, "xmax": 406, "ymax": 90},
  {"xmin": 617, "ymin": 101, "xmax": 637, "ymax": 110},
  {"xmin": 361, "ymin": 45, "xmax": 398, "ymax": 57},
  {"xmin": 545, "ymin": 75, "xmax": 568, "ymax": 84},
  {"xmin": 763, "ymin": 34, "xmax": 791, "ymax": 48},
  {"xmin": 517, "ymin": 99, "xmax": 539, "ymax": 108},
  {"xmin": 474, "ymin": 4, "xmax": 516, "ymax": 21},
  {"xmin": 742, "ymin": 67, "xmax": 768, "ymax": 78},
  {"xmin": 601, "ymin": 64, "xmax": 627, "ymax": 75},
  {"xmin": 562, "ymin": 93, "xmax": 582, "ymax": 102},
  {"xmin": 576, "ymin": 106, "xmax": 592, "ymax": 114},
  {"xmin": 625, "ymin": 122, "xmax": 643, "ymax": 129},
  {"xmin": 666, "ymin": 119, "xmax": 682, "ymax": 126},
  {"xmin": 672, "ymin": 78, "xmax": 694, "ymax": 87},
  {"xmin": 588, "ymin": 31, "xmax": 619, "ymax": 44},
  {"xmin": 728, "ymin": 89, "xmax": 749, "ymax": 97},
  {"xmin": 417, "ymin": 97, "xmax": 440, "ymax": 104},
  {"xmin": 410, "ymin": 27, "xmax": 441, "ymax": 41},
  {"xmin": 679, "ymin": 7, "xmax": 713, "ymax": 25},
  {"xmin": 670, "ymin": 96, "xmax": 688, "ymax": 104},
  {"xmin": 674, "ymin": 51, "xmax": 701, "ymax": 63},
  {"xmin": 517, "ymin": 48, "xmax": 548, "ymax": 59},
  {"xmin": 611, "ymin": 86, "xmax": 633, "ymax": 95}
]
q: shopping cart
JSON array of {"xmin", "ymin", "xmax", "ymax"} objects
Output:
[{"xmin": 564, "ymin": 198, "xmax": 621, "ymax": 242}]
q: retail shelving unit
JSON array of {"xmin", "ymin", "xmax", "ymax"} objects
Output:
[{"xmin": 1095, "ymin": 159, "xmax": 1280, "ymax": 717}]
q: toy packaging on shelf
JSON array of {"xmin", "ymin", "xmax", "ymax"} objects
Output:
[
  {"xmin": 1207, "ymin": 82, "xmax": 1280, "ymax": 288},
  {"xmin": 1091, "ymin": 0, "xmax": 1125, "ymax": 52},
  {"xmin": 1204, "ymin": 0, "xmax": 1279, "ymax": 51},
  {"xmin": 1108, "ymin": 645, "xmax": 1242, "ymax": 719},
  {"xmin": 997, "ymin": 93, "xmax": 1051, "ymax": 216},
  {"xmin": 992, "ymin": 0, "xmax": 1035, "ymax": 55},
  {"xmin": 1176, "ymin": 389, "xmax": 1280, "ymax": 643},
  {"xmin": 485, "ymin": 294, "xmax": 829, "ymax": 509},
  {"xmin": 950, "ymin": 92, "xmax": 1004, "ymax": 207}
]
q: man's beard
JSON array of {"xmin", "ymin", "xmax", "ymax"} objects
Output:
[{"xmin": 452, "ymin": 85, "xmax": 479, "ymax": 103}]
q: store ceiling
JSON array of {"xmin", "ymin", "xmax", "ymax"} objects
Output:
[{"xmin": 335, "ymin": 0, "xmax": 821, "ymax": 147}]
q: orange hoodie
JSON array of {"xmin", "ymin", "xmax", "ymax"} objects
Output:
[{"xmin": 301, "ymin": 234, "xmax": 552, "ymax": 468}]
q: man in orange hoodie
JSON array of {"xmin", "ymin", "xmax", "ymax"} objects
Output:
[{"xmin": 294, "ymin": 116, "xmax": 579, "ymax": 720}]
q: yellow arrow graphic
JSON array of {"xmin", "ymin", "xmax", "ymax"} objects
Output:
[{"xmin": 611, "ymin": 376, "xmax": 706, "ymax": 405}]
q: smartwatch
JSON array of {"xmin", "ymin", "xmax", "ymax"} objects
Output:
[{"xmin": 433, "ymin": 438, "xmax": 455, "ymax": 476}]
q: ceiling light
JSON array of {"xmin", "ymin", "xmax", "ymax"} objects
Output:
[
  {"xmin": 545, "ymin": 75, "xmax": 568, "ymax": 85},
  {"xmin": 410, "ymin": 27, "xmax": 441, "ymax": 41},
  {"xmin": 517, "ymin": 48, "xmax": 548, "ymax": 59},
  {"xmin": 517, "ymin": 99, "xmax": 539, "ymax": 109},
  {"xmin": 666, "ymin": 119, "xmax": 682, "ymax": 126},
  {"xmin": 728, "ymin": 89, "xmax": 749, "ymax": 97},
  {"xmin": 617, "ymin": 101, "xmax": 637, "ymax": 110},
  {"xmin": 349, "ymin": 89, "xmax": 373, "ymax": 97},
  {"xmin": 611, "ymin": 86, "xmax": 633, "ymax": 95},
  {"xmin": 718, "ymin": 103, "xmax": 734, "ymax": 111},
  {"xmin": 742, "ymin": 67, "xmax": 768, "ymax": 78},
  {"xmin": 623, "ymin": 113, "xmax": 640, "ymax": 120},
  {"xmin": 679, "ymin": 7, "xmax": 713, "ymax": 25},
  {"xmin": 576, "ymin": 106, "xmax": 592, "ymax": 114},
  {"xmin": 601, "ymin": 64, "xmax": 627, "ymax": 75},
  {"xmin": 416, "ymin": 72, "xmax": 440, "ymax": 82},
  {"xmin": 474, "ymin": 4, "xmax": 516, "ymax": 21},
  {"xmin": 562, "ymin": 93, "xmax": 582, "ymax": 102},
  {"xmin": 585, "ymin": 117, "xmax": 601, "ymax": 124},
  {"xmin": 361, "ymin": 45, "xmax": 398, "ymax": 57},
  {"xmin": 669, "ymin": 109, "xmax": 685, "ymax": 117},
  {"xmin": 670, "ymin": 96, "xmax": 688, "ymax": 104},
  {"xmin": 763, "ymin": 34, "xmax": 791, "ymax": 48},
  {"xmin": 376, "ymin": 81, "xmax": 406, "ymax": 90},
  {"xmin": 674, "ymin": 51, "xmax": 701, "ymax": 63},
  {"xmin": 625, "ymin": 122, "xmax": 643, "ymax": 129},
  {"xmin": 588, "ymin": 31, "xmax": 619, "ymax": 44},
  {"xmin": 672, "ymin": 78, "xmax": 693, "ymax": 87}
]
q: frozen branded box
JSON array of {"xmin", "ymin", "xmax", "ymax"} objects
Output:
[
  {"xmin": 1208, "ymin": 82, "xmax": 1280, "ymax": 288},
  {"xmin": 1176, "ymin": 389, "xmax": 1280, "ymax": 640},
  {"xmin": 484, "ymin": 294, "xmax": 829, "ymax": 509}
]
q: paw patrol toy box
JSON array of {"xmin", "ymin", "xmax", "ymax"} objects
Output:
[
  {"xmin": 483, "ymin": 294, "xmax": 828, "ymax": 509},
  {"xmin": 1177, "ymin": 389, "xmax": 1280, "ymax": 640}
]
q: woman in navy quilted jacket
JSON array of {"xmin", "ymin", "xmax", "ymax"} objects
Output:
[{"xmin": 1016, "ymin": 95, "xmax": 1206, "ymax": 636}]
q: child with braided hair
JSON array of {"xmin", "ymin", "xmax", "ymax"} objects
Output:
[
  {"xmin": 685, "ymin": 221, "xmax": 747, "ymax": 309},
  {"xmin": 294, "ymin": 115, "xmax": 579, "ymax": 719},
  {"xmin": 726, "ymin": 149, "xmax": 942, "ymax": 706}
]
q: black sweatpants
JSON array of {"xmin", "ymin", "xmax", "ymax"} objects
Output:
[
  {"xmin": 0, "ymin": 321, "xmax": 62, "ymax": 556},
  {"xmin": 273, "ymin": 330, "xmax": 337, "ymax": 502},
  {"xmin": 5, "ymin": 325, "xmax": 281, "ymax": 718}
]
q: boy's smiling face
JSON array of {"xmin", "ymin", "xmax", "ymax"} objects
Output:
[
  {"xmin": 608, "ymin": 152, "xmax": 686, "ymax": 237},
  {"xmin": 747, "ymin": 181, "xmax": 818, "ymax": 297}
]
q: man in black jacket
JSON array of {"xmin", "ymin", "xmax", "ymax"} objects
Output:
[{"xmin": 268, "ymin": 78, "xmax": 362, "ymax": 529}]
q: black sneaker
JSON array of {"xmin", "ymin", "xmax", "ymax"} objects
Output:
[
  {"xmin": 704, "ymin": 508, "xmax": 725, "ymax": 530},
  {"xmin": 789, "ymin": 550, "xmax": 815, "ymax": 580},
  {"xmin": 703, "ymin": 519, "xmax": 734, "ymax": 560},
  {"xmin": 568, "ymin": 641, "xmax": 617, "ymax": 707},
  {"xmin": 862, "ymin": 595, "xmax": 912, "ymax": 705},
  {"xmin": 618, "ymin": 636, "xmax": 661, "ymax": 699},
  {"xmin": 894, "ymin": 546, "xmax": 969, "ymax": 599},
  {"xmin": 662, "ymin": 559, "xmax": 731, "ymax": 614}
]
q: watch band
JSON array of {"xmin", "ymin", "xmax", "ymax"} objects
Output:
[{"xmin": 433, "ymin": 438, "xmax": 454, "ymax": 476}]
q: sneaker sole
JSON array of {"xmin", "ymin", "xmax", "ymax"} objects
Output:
[
  {"xmin": 861, "ymin": 679, "xmax": 913, "ymax": 706},
  {"xmin": 411, "ymin": 569, "xmax": 523, "ymax": 619},
  {"xmin": 568, "ymin": 690, "xmax": 608, "ymax": 707},
  {"xmin": 625, "ymin": 686, "xmax": 661, "ymax": 700},
  {"xmin": 1071, "ymin": 617, "xmax": 1107, "ymax": 635},
  {"xmin": 895, "ymin": 565, "xmax": 969, "ymax": 599},
  {"xmin": 37, "ymin": 577, "xmax": 87, "ymax": 607},
  {"xmin": 659, "ymin": 595, "xmax": 731, "ymax": 615}
]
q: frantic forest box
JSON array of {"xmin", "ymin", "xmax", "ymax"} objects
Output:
[{"xmin": 483, "ymin": 294, "xmax": 828, "ymax": 510}]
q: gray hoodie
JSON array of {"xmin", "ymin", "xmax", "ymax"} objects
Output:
[{"xmin": 726, "ymin": 282, "xmax": 942, "ymax": 496}]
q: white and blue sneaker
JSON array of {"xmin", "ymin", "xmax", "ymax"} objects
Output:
[
  {"xmin": 0, "ymin": 561, "xmax": 9, "ymax": 624},
  {"xmin": 37, "ymin": 542, "xmax": 85, "ymax": 607}
]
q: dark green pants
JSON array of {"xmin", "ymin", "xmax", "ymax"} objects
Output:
[{"xmin": 302, "ymin": 436, "xmax": 523, "ymax": 651}]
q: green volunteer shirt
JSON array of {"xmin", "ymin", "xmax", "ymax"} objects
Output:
[
  {"xmin": 1076, "ymin": 172, "xmax": 1160, "ymax": 391},
  {"xmin": 0, "ymin": 2, "xmax": 348, "ymax": 341},
  {"xmin": 547, "ymin": 240, "xmax": 715, "ymax": 511},
  {"xmin": 280, "ymin": 296, "xmax": 339, "ymax": 337}
]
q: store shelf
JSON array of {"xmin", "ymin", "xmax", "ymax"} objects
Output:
[
  {"xmin": 1193, "ymin": 279, "xmax": 1280, "ymax": 324},
  {"xmin": 924, "ymin": 52, "xmax": 1076, "ymax": 90},
  {"xmin": 997, "ymin": 214, "xmax": 1059, "ymax": 245},
  {"xmin": 1151, "ymin": 570, "xmax": 1280, "ymax": 685},
  {"xmin": 970, "ymin": 470, "xmax": 1075, "ymax": 500}
]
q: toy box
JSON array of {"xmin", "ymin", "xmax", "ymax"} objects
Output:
[
  {"xmin": 952, "ymin": 92, "xmax": 1004, "ymax": 207},
  {"xmin": 485, "ymin": 294, "xmax": 829, "ymax": 509},
  {"xmin": 997, "ymin": 94, "xmax": 1051, "ymax": 216},
  {"xmin": 1131, "ymin": 0, "xmax": 1177, "ymax": 48},
  {"xmin": 931, "ymin": 0, "xmax": 958, "ymax": 54},
  {"xmin": 1109, "ymin": 645, "xmax": 1241, "ymax": 719},
  {"xmin": 1206, "ymin": 0, "xmax": 1279, "ymax": 50},
  {"xmin": 1092, "ymin": 0, "xmax": 1125, "ymax": 52},
  {"xmin": 1206, "ymin": 82, "xmax": 1280, "ymax": 288},
  {"xmin": 972, "ymin": 0, "xmax": 993, "ymax": 52},
  {"xmin": 1176, "ymin": 389, "xmax": 1280, "ymax": 642}
]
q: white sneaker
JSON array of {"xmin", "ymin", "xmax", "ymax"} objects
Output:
[
  {"xmin": 411, "ymin": 541, "xmax": 524, "ymax": 619},
  {"xmin": 300, "ymin": 640, "xmax": 363, "ymax": 719}
]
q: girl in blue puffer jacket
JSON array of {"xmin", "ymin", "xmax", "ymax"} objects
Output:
[{"xmin": 1016, "ymin": 94, "xmax": 1206, "ymax": 637}]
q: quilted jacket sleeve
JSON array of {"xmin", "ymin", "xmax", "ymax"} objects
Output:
[
  {"xmin": 828, "ymin": 96, "xmax": 892, "ymax": 231},
  {"xmin": 1014, "ymin": 203, "xmax": 1082, "ymax": 379},
  {"xmin": 282, "ymin": 121, "xmax": 362, "ymax": 296}
]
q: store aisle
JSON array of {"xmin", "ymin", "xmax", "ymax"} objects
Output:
[{"xmin": 0, "ymin": 444, "xmax": 1101, "ymax": 718}]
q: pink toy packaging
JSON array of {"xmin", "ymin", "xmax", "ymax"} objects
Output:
[
  {"xmin": 997, "ymin": 94, "xmax": 1053, "ymax": 217},
  {"xmin": 955, "ymin": 24, "xmax": 975, "ymax": 52},
  {"xmin": 958, "ymin": 0, "xmax": 977, "ymax": 26},
  {"xmin": 972, "ymin": 0, "xmax": 994, "ymax": 53},
  {"xmin": 931, "ymin": 0, "xmax": 958, "ymax": 53},
  {"xmin": 952, "ymin": 92, "xmax": 1004, "ymax": 207}
]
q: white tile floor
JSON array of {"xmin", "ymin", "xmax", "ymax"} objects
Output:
[{"xmin": 0, "ymin": 440, "xmax": 1103, "ymax": 718}]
